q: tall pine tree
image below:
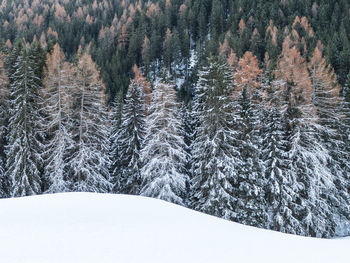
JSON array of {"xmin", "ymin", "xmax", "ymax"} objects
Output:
[
  {"xmin": 109, "ymin": 90, "xmax": 123, "ymax": 193},
  {"xmin": 261, "ymin": 80, "xmax": 301, "ymax": 234},
  {"xmin": 116, "ymin": 67, "xmax": 146, "ymax": 195},
  {"xmin": 140, "ymin": 76, "xmax": 188, "ymax": 205},
  {"xmin": 0, "ymin": 52, "xmax": 9, "ymax": 197},
  {"xmin": 6, "ymin": 46, "xmax": 43, "ymax": 197},
  {"xmin": 231, "ymin": 86, "xmax": 266, "ymax": 227},
  {"xmin": 191, "ymin": 57, "xmax": 238, "ymax": 219}
]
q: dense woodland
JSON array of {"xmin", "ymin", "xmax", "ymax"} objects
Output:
[{"xmin": 0, "ymin": 0, "xmax": 350, "ymax": 238}]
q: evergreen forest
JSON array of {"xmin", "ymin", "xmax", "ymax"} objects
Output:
[{"xmin": 0, "ymin": 0, "xmax": 350, "ymax": 238}]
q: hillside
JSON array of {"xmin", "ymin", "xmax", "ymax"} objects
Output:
[
  {"xmin": 0, "ymin": 193, "xmax": 349, "ymax": 263},
  {"xmin": 0, "ymin": 0, "xmax": 349, "ymax": 98}
]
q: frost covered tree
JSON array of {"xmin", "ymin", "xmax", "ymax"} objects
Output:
[
  {"xmin": 230, "ymin": 52, "xmax": 266, "ymax": 227},
  {"xmin": 140, "ymin": 77, "xmax": 188, "ymax": 205},
  {"xmin": 334, "ymin": 73, "xmax": 350, "ymax": 235},
  {"xmin": 191, "ymin": 57, "xmax": 238, "ymax": 219},
  {"xmin": 261, "ymin": 81, "xmax": 301, "ymax": 234},
  {"xmin": 41, "ymin": 43, "xmax": 74, "ymax": 193},
  {"xmin": 232, "ymin": 86, "xmax": 266, "ymax": 227},
  {"xmin": 309, "ymin": 43, "xmax": 350, "ymax": 235},
  {"xmin": 5, "ymin": 46, "xmax": 44, "ymax": 197},
  {"xmin": 116, "ymin": 67, "xmax": 146, "ymax": 195},
  {"xmin": 109, "ymin": 90, "xmax": 123, "ymax": 193},
  {"xmin": 0, "ymin": 52, "xmax": 9, "ymax": 197},
  {"xmin": 67, "ymin": 52, "xmax": 111, "ymax": 193},
  {"xmin": 274, "ymin": 35, "xmax": 337, "ymax": 237},
  {"xmin": 180, "ymin": 102, "xmax": 194, "ymax": 184}
]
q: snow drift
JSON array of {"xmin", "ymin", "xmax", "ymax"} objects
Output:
[{"xmin": 0, "ymin": 193, "xmax": 348, "ymax": 263}]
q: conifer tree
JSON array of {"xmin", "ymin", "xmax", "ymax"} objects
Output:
[
  {"xmin": 68, "ymin": 52, "xmax": 111, "ymax": 193},
  {"xmin": 5, "ymin": 47, "xmax": 43, "ymax": 197},
  {"xmin": 191, "ymin": 57, "xmax": 238, "ymax": 219},
  {"xmin": 5, "ymin": 42, "xmax": 23, "ymax": 84},
  {"xmin": 41, "ymin": 43, "xmax": 74, "ymax": 193},
  {"xmin": 0, "ymin": 52, "xmax": 8, "ymax": 197},
  {"xmin": 335, "ymin": 73, "xmax": 350, "ymax": 235},
  {"xmin": 180, "ymin": 102, "xmax": 194, "ymax": 186},
  {"xmin": 275, "ymin": 35, "xmax": 337, "ymax": 237},
  {"xmin": 231, "ymin": 86, "xmax": 266, "ymax": 227},
  {"xmin": 309, "ymin": 43, "xmax": 350, "ymax": 235},
  {"xmin": 116, "ymin": 67, "xmax": 146, "ymax": 195},
  {"xmin": 229, "ymin": 51, "xmax": 266, "ymax": 226},
  {"xmin": 140, "ymin": 76, "xmax": 188, "ymax": 205},
  {"xmin": 261, "ymin": 81, "xmax": 301, "ymax": 234},
  {"xmin": 109, "ymin": 90, "xmax": 123, "ymax": 193}
]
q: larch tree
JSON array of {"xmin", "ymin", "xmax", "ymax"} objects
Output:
[
  {"xmin": 191, "ymin": 57, "xmax": 238, "ymax": 219},
  {"xmin": 116, "ymin": 66, "xmax": 147, "ymax": 195},
  {"xmin": 68, "ymin": 52, "xmax": 112, "ymax": 193},
  {"xmin": 309, "ymin": 42, "xmax": 350, "ymax": 235},
  {"xmin": 335, "ymin": 72, "xmax": 350, "ymax": 235},
  {"xmin": 234, "ymin": 51, "xmax": 262, "ymax": 99},
  {"xmin": 41, "ymin": 43, "xmax": 75, "ymax": 193},
  {"xmin": 275, "ymin": 34, "xmax": 336, "ymax": 237},
  {"xmin": 5, "ymin": 46, "xmax": 43, "ymax": 197},
  {"xmin": 140, "ymin": 76, "xmax": 188, "ymax": 205}
]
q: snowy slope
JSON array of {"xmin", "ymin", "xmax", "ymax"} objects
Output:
[{"xmin": 0, "ymin": 193, "xmax": 348, "ymax": 263}]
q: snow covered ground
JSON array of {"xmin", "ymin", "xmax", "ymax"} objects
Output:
[{"xmin": 0, "ymin": 193, "xmax": 349, "ymax": 263}]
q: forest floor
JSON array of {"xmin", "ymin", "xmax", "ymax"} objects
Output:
[{"xmin": 0, "ymin": 192, "xmax": 348, "ymax": 263}]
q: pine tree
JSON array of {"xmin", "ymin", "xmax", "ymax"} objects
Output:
[
  {"xmin": 335, "ymin": 73, "xmax": 350, "ymax": 235},
  {"xmin": 231, "ymin": 86, "xmax": 266, "ymax": 227},
  {"xmin": 5, "ymin": 42, "xmax": 23, "ymax": 84},
  {"xmin": 41, "ymin": 43, "xmax": 74, "ymax": 193},
  {"xmin": 191, "ymin": 57, "xmax": 238, "ymax": 219},
  {"xmin": 261, "ymin": 81, "xmax": 301, "ymax": 234},
  {"xmin": 230, "ymin": 52, "xmax": 266, "ymax": 227},
  {"xmin": 68, "ymin": 52, "xmax": 111, "ymax": 193},
  {"xmin": 116, "ymin": 68, "xmax": 146, "ymax": 195},
  {"xmin": 180, "ymin": 102, "xmax": 193, "ymax": 188},
  {"xmin": 109, "ymin": 90, "xmax": 123, "ymax": 193},
  {"xmin": 5, "ymin": 47, "xmax": 43, "ymax": 197},
  {"xmin": 0, "ymin": 52, "xmax": 9, "ymax": 197},
  {"xmin": 140, "ymin": 77, "xmax": 188, "ymax": 205}
]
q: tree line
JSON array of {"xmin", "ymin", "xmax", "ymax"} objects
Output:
[{"xmin": 0, "ymin": 0, "xmax": 349, "ymax": 102}]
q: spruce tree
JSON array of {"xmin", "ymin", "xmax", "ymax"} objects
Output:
[
  {"xmin": 261, "ymin": 82, "xmax": 301, "ymax": 234},
  {"xmin": 232, "ymin": 86, "xmax": 266, "ymax": 227},
  {"xmin": 116, "ymin": 70, "xmax": 146, "ymax": 195},
  {"xmin": 191, "ymin": 57, "xmax": 238, "ymax": 219},
  {"xmin": 68, "ymin": 52, "xmax": 111, "ymax": 193},
  {"xmin": 109, "ymin": 91, "xmax": 123, "ymax": 193},
  {"xmin": 180, "ymin": 102, "xmax": 193, "ymax": 190},
  {"xmin": 140, "ymin": 77, "xmax": 188, "ymax": 205},
  {"xmin": 0, "ymin": 52, "xmax": 8, "ymax": 197},
  {"xmin": 5, "ymin": 47, "xmax": 43, "ymax": 197},
  {"xmin": 335, "ymin": 73, "xmax": 350, "ymax": 235}
]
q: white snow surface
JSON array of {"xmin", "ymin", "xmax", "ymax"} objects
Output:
[{"xmin": 0, "ymin": 192, "xmax": 349, "ymax": 263}]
